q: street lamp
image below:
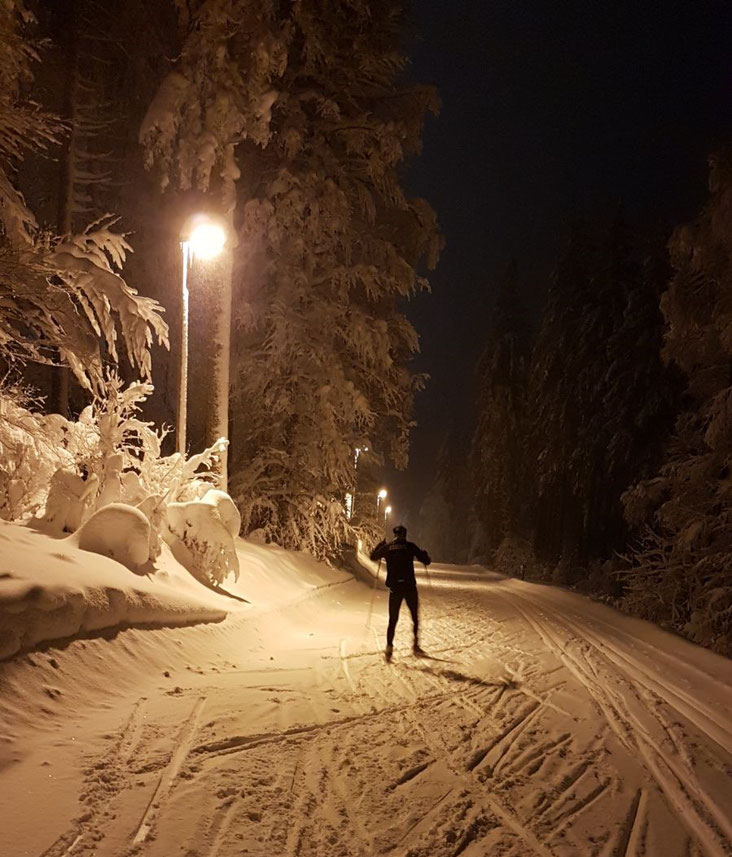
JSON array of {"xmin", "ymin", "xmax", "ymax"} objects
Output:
[
  {"xmin": 377, "ymin": 487, "xmax": 387, "ymax": 516},
  {"xmin": 177, "ymin": 214, "xmax": 229, "ymax": 486},
  {"xmin": 347, "ymin": 446, "xmax": 369, "ymax": 520},
  {"xmin": 384, "ymin": 504, "xmax": 392, "ymax": 523}
]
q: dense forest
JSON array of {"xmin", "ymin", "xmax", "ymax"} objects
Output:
[{"xmin": 421, "ymin": 155, "xmax": 732, "ymax": 654}]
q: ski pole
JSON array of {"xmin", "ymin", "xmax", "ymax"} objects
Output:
[
  {"xmin": 365, "ymin": 559, "xmax": 381, "ymax": 634},
  {"xmin": 424, "ymin": 562, "xmax": 433, "ymax": 590}
]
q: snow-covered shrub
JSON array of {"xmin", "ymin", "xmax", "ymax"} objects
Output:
[
  {"xmin": 235, "ymin": 488, "xmax": 351, "ymax": 561},
  {"xmin": 165, "ymin": 498, "xmax": 239, "ymax": 585},
  {"xmin": 73, "ymin": 503, "xmax": 151, "ymax": 570},
  {"xmin": 200, "ymin": 489, "xmax": 241, "ymax": 537},
  {"xmin": 493, "ymin": 536, "xmax": 543, "ymax": 580},
  {"xmin": 1, "ymin": 378, "xmax": 238, "ymax": 586},
  {"xmin": 0, "ymin": 384, "xmax": 75, "ymax": 520},
  {"xmin": 43, "ymin": 469, "xmax": 99, "ymax": 534},
  {"xmin": 60, "ymin": 376, "xmax": 228, "ymax": 514}
]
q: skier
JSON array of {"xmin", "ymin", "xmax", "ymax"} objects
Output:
[{"xmin": 370, "ymin": 524, "xmax": 431, "ymax": 661}]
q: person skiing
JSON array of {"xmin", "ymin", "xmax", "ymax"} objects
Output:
[{"xmin": 370, "ymin": 524, "xmax": 431, "ymax": 661}]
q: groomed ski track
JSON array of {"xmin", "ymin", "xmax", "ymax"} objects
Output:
[{"xmin": 3, "ymin": 563, "xmax": 731, "ymax": 857}]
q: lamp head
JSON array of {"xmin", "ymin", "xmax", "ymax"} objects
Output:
[{"xmin": 183, "ymin": 215, "xmax": 227, "ymax": 260}]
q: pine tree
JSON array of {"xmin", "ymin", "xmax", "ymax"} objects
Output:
[
  {"xmin": 0, "ymin": 0, "xmax": 168, "ymax": 391},
  {"xmin": 141, "ymin": 0, "xmax": 441, "ymax": 556},
  {"xmin": 471, "ymin": 261, "xmax": 532, "ymax": 557},
  {"xmin": 420, "ymin": 434, "xmax": 472, "ymax": 563},
  {"xmin": 529, "ymin": 226, "xmax": 595, "ymax": 567},
  {"xmin": 621, "ymin": 151, "xmax": 732, "ymax": 653}
]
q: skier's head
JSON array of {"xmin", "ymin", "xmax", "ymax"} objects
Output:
[{"xmin": 393, "ymin": 524, "xmax": 407, "ymax": 538}]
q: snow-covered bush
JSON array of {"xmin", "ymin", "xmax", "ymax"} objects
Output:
[
  {"xmin": 165, "ymin": 496, "xmax": 239, "ymax": 585},
  {"xmin": 0, "ymin": 383, "xmax": 75, "ymax": 520},
  {"xmin": 493, "ymin": 536, "xmax": 543, "ymax": 581},
  {"xmin": 0, "ymin": 377, "xmax": 240, "ymax": 585},
  {"xmin": 234, "ymin": 488, "xmax": 351, "ymax": 562},
  {"xmin": 73, "ymin": 503, "xmax": 151, "ymax": 571}
]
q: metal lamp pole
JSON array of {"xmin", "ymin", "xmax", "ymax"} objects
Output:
[{"xmin": 177, "ymin": 216, "xmax": 228, "ymax": 488}]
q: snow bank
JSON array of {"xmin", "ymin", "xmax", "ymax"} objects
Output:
[{"xmin": 0, "ymin": 522, "xmax": 228, "ymax": 661}]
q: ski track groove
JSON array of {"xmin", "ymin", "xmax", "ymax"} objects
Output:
[
  {"xmin": 475, "ymin": 701, "xmax": 542, "ymax": 776},
  {"xmin": 503, "ymin": 589, "xmax": 732, "ymax": 857},
  {"xmin": 37, "ymin": 696, "xmax": 152, "ymax": 857},
  {"xmin": 132, "ymin": 695, "xmax": 207, "ymax": 844},
  {"xmin": 535, "ymin": 759, "xmax": 593, "ymax": 821},
  {"xmin": 201, "ymin": 799, "xmax": 238, "ymax": 857},
  {"xmin": 401, "ymin": 696, "xmax": 558, "ymax": 857},
  {"xmin": 561, "ymin": 602, "xmax": 732, "ymax": 749},
  {"xmin": 323, "ymin": 740, "xmax": 376, "ymax": 855}
]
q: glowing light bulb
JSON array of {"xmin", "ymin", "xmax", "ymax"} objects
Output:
[
  {"xmin": 378, "ymin": 488, "xmax": 388, "ymax": 499},
  {"xmin": 187, "ymin": 221, "xmax": 226, "ymax": 260}
]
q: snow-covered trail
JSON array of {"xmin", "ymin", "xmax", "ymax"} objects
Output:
[{"xmin": 3, "ymin": 563, "xmax": 732, "ymax": 857}]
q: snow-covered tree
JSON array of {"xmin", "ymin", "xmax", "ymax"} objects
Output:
[
  {"xmin": 528, "ymin": 214, "xmax": 677, "ymax": 575},
  {"xmin": 141, "ymin": 0, "xmax": 440, "ymax": 558},
  {"xmin": 471, "ymin": 261, "xmax": 532, "ymax": 558},
  {"xmin": 420, "ymin": 435, "xmax": 473, "ymax": 563},
  {"xmin": 622, "ymin": 151, "xmax": 732, "ymax": 654},
  {"xmin": 0, "ymin": 1, "xmax": 168, "ymax": 392},
  {"xmin": 529, "ymin": 225, "xmax": 595, "ymax": 567}
]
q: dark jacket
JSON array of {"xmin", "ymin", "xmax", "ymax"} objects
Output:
[{"xmin": 370, "ymin": 536, "xmax": 431, "ymax": 589}]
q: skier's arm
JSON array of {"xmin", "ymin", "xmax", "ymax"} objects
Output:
[
  {"xmin": 369, "ymin": 540, "xmax": 388, "ymax": 561},
  {"xmin": 414, "ymin": 545, "xmax": 431, "ymax": 566}
]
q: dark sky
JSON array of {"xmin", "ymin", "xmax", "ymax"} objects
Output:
[{"xmin": 384, "ymin": 0, "xmax": 731, "ymax": 528}]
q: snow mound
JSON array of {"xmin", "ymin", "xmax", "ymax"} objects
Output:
[
  {"xmin": 200, "ymin": 488, "xmax": 241, "ymax": 537},
  {"xmin": 166, "ymin": 497, "xmax": 239, "ymax": 585},
  {"xmin": 0, "ymin": 522, "xmax": 228, "ymax": 661},
  {"xmin": 72, "ymin": 503, "xmax": 150, "ymax": 570}
]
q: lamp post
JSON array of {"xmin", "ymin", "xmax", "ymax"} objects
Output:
[
  {"xmin": 377, "ymin": 487, "xmax": 387, "ymax": 517},
  {"xmin": 384, "ymin": 504, "xmax": 392, "ymax": 524},
  {"xmin": 177, "ymin": 215, "xmax": 229, "ymax": 485},
  {"xmin": 347, "ymin": 446, "xmax": 369, "ymax": 520}
]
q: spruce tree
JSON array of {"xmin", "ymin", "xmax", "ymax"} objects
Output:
[
  {"xmin": 622, "ymin": 151, "xmax": 732, "ymax": 653},
  {"xmin": 529, "ymin": 228, "xmax": 594, "ymax": 566},
  {"xmin": 471, "ymin": 261, "xmax": 532, "ymax": 557},
  {"xmin": 141, "ymin": 0, "xmax": 440, "ymax": 556},
  {"xmin": 0, "ymin": 0, "xmax": 168, "ymax": 392}
]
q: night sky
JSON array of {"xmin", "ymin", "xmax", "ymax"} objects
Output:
[{"xmin": 385, "ymin": 0, "xmax": 731, "ymax": 528}]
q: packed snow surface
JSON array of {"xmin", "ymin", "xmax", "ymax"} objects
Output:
[
  {"xmin": 1, "ymin": 549, "xmax": 731, "ymax": 857},
  {"xmin": 0, "ymin": 521, "xmax": 230, "ymax": 660}
]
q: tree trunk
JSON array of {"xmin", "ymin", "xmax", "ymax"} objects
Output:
[{"xmin": 51, "ymin": 0, "xmax": 79, "ymax": 418}]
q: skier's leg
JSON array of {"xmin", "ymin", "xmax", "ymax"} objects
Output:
[
  {"xmin": 405, "ymin": 586, "xmax": 419, "ymax": 645},
  {"xmin": 386, "ymin": 589, "xmax": 403, "ymax": 647}
]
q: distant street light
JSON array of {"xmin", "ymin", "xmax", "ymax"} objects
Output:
[
  {"xmin": 177, "ymin": 214, "xmax": 230, "ymax": 488},
  {"xmin": 384, "ymin": 504, "xmax": 392, "ymax": 523},
  {"xmin": 377, "ymin": 487, "xmax": 387, "ymax": 516}
]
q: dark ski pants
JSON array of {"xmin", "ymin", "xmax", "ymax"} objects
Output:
[{"xmin": 387, "ymin": 584, "xmax": 419, "ymax": 646}]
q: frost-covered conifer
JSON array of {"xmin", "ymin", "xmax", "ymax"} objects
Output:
[
  {"xmin": 141, "ymin": 0, "xmax": 440, "ymax": 557},
  {"xmin": 622, "ymin": 152, "xmax": 732, "ymax": 653},
  {"xmin": 529, "ymin": 226, "xmax": 594, "ymax": 565},
  {"xmin": 471, "ymin": 262, "xmax": 531, "ymax": 558},
  {"xmin": 0, "ymin": 0, "xmax": 168, "ymax": 390}
]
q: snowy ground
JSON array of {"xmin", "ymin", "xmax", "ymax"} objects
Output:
[{"xmin": 1, "ymin": 553, "xmax": 731, "ymax": 857}]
